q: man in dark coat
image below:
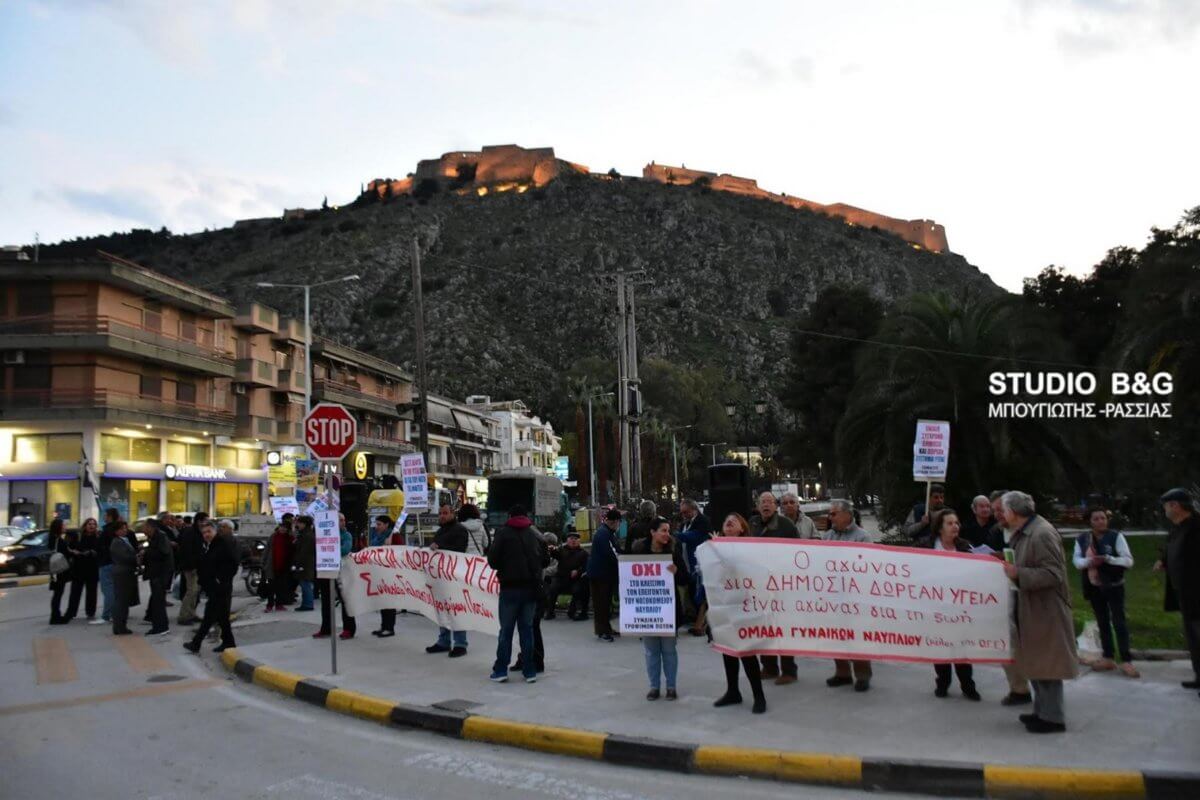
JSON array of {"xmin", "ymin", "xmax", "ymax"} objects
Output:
[
  {"xmin": 587, "ymin": 508, "xmax": 623, "ymax": 641},
  {"xmin": 426, "ymin": 504, "xmax": 471, "ymax": 657},
  {"xmin": 545, "ymin": 532, "xmax": 590, "ymax": 620},
  {"xmin": 624, "ymin": 501, "xmax": 658, "ymax": 554},
  {"xmin": 1157, "ymin": 488, "xmax": 1200, "ymax": 694},
  {"xmin": 749, "ymin": 492, "xmax": 800, "ymax": 683},
  {"xmin": 902, "ymin": 483, "xmax": 947, "ymax": 546},
  {"xmin": 176, "ymin": 511, "xmax": 207, "ymax": 625},
  {"xmin": 109, "ymin": 522, "xmax": 138, "ymax": 635},
  {"xmin": 141, "ymin": 520, "xmax": 175, "ymax": 635},
  {"xmin": 185, "ymin": 520, "xmax": 238, "ymax": 653},
  {"xmin": 486, "ymin": 505, "xmax": 549, "ymax": 683}
]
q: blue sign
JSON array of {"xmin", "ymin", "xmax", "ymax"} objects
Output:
[{"xmin": 554, "ymin": 456, "xmax": 569, "ymax": 480}]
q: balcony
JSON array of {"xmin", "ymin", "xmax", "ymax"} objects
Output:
[
  {"xmin": 0, "ymin": 314, "xmax": 235, "ymax": 377},
  {"xmin": 312, "ymin": 378, "xmax": 398, "ymax": 418},
  {"xmin": 235, "ymin": 414, "xmax": 277, "ymax": 440},
  {"xmin": 275, "ymin": 419, "xmax": 303, "ymax": 445},
  {"xmin": 0, "ymin": 388, "xmax": 235, "ymax": 434},
  {"xmin": 275, "ymin": 368, "xmax": 306, "ymax": 394},
  {"xmin": 356, "ymin": 430, "xmax": 416, "ymax": 457},
  {"xmin": 234, "ymin": 302, "xmax": 279, "ymax": 334},
  {"xmin": 272, "ymin": 317, "xmax": 307, "ymax": 343},
  {"xmin": 515, "ymin": 439, "xmax": 534, "ymax": 451},
  {"xmin": 236, "ymin": 358, "xmax": 278, "ymax": 388}
]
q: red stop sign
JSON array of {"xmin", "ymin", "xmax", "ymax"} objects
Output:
[{"xmin": 304, "ymin": 403, "xmax": 358, "ymax": 461}]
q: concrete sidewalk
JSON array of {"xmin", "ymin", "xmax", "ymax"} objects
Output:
[{"xmin": 225, "ymin": 600, "xmax": 1200, "ymax": 776}]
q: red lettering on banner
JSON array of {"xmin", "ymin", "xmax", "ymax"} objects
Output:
[{"xmin": 632, "ymin": 562, "xmax": 662, "ymax": 577}]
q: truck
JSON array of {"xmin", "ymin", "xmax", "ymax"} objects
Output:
[{"xmin": 485, "ymin": 472, "xmax": 569, "ymax": 536}]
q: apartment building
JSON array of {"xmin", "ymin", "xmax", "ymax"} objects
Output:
[
  {"xmin": 416, "ymin": 393, "xmax": 500, "ymax": 507},
  {"xmin": 0, "ymin": 252, "xmax": 414, "ymax": 526},
  {"xmin": 465, "ymin": 396, "xmax": 562, "ymax": 476}
]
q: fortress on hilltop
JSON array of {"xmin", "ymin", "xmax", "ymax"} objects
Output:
[{"xmin": 363, "ymin": 144, "xmax": 948, "ymax": 252}]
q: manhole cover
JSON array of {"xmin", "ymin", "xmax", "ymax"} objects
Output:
[
  {"xmin": 147, "ymin": 674, "xmax": 186, "ymax": 683},
  {"xmin": 432, "ymin": 699, "xmax": 482, "ymax": 712}
]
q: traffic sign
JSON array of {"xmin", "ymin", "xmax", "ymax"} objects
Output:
[{"xmin": 304, "ymin": 402, "xmax": 358, "ymax": 462}]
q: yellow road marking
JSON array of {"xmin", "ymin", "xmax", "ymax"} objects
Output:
[
  {"xmin": 694, "ymin": 745, "xmax": 862, "ymax": 785},
  {"xmin": 326, "ymin": 688, "xmax": 395, "ymax": 724},
  {"xmin": 462, "ymin": 715, "xmax": 606, "ymax": 760},
  {"xmin": 984, "ymin": 764, "xmax": 1145, "ymax": 798},
  {"xmin": 0, "ymin": 679, "xmax": 220, "ymax": 717},
  {"xmin": 113, "ymin": 634, "xmax": 172, "ymax": 674},
  {"xmin": 33, "ymin": 637, "xmax": 78, "ymax": 685}
]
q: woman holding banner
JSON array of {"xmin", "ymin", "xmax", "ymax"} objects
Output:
[
  {"xmin": 632, "ymin": 516, "xmax": 690, "ymax": 700},
  {"xmin": 927, "ymin": 509, "xmax": 982, "ymax": 701},
  {"xmin": 711, "ymin": 513, "xmax": 768, "ymax": 714}
]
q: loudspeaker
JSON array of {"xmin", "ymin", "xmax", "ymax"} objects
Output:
[
  {"xmin": 707, "ymin": 463, "xmax": 751, "ymax": 529},
  {"xmin": 339, "ymin": 482, "xmax": 370, "ymax": 537}
]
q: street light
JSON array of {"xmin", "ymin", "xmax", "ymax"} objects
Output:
[
  {"xmin": 670, "ymin": 424, "xmax": 694, "ymax": 503},
  {"xmin": 587, "ymin": 391, "xmax": 614, "ymax": 504},
  {"xmin": 725, "ymin": 400, "xmax": 766, "ymax": 467},
  {"xmin": 256, "ymin": 275, "xmax": 360, "ymax": 412},
  {"xmin": 700, "ymin": 442, "xmax": 727, "ymax": 466}
]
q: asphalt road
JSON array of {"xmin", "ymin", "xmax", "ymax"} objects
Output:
[{"xmin": 0, "ymin": 581, "xmax": 929, "ymax": 800}]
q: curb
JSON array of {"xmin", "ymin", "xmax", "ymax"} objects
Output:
[
  {"xmin": 0, "ymin": 575, "xmax": 50, "ymax": 588},
  {"xmin": 219, "ymin": 649, "xmax": 1200, "ymax": 799}
]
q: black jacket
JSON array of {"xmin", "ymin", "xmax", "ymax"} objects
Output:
[
  {"xmin": 142, "ymin": 525, "xmax": 175, "ymax": 583},
  {"xmin": 960, "ymin": 514, "xmax": 1003, "ymax": 551},
  {"xmin": 433, "ymin": 521, "xmax": 469, "ymax": 553},
  {"xmin": 1164, "ymin": 513, "xmax": 1200, "ymax": 620},
  {"xmin": 175, "ymin": 525, "xmax": 203, "ymax": 571},
  {"xmin": 198, "ymin": 535, "xmax": 239, "ymax": 594},
  {"xmin": 486, "ymin": 516, "xmax": 547, "ymax": 589},
  {"xmin": 625, "ymin": 516, "xmax": 654, "ymax": 554},
  {"xmin": 553, "ymin": 545, "xmax": 589, "ymax": 578},
  {"xmin": 631, "ymin": 535, "xmax": 691, "ymax": 587},
  {"xmin": 74, "ymin": 532, "xmax": 100, "ymax": 579}
]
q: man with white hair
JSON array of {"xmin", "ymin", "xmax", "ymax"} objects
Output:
[
  {"xmin": 780, "ymin": 492, "xmax": 819, "ymax": 539},
  {"xmin": 999, "ymin": 491, "xmax": 1077, "ymax": 733},
  {"xmin": 824, "ymin": 499, "xmax": 873, "ymax": 691},
  {"xmin": 750, "ymin": 491, "xmax": 801, "ymax": 682}
]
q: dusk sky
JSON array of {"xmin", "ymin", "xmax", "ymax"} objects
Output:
[{"xmin": 1, "ymin": 0, "xmax": 1197, "ymax": 291}]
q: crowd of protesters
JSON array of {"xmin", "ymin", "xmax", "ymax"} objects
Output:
[{"xmin": 34, "ymin": 479, "xmax": 1198, "ymax": 736}]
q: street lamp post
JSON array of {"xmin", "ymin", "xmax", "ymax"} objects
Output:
[
  {"xmin": 587, "ymin": 391, "xmax": 614, "ymax": 505},
  {"xmin": 670, "ymin": 424, "xmax": 694, "ymax": 503},
  {"xmin": 256, "ymin": 275, "xmax": 361, "ymax": 412},
  {"xmin": 725, "ymin": 400, "xmax": 767, "ymax": 471}
]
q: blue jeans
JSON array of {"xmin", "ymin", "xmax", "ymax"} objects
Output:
[
  {"xmin": 493, "ymin": 587, "xmax": 537, "ymax": 678},
  {"xmin": 437, "ymin": 627, "xmax": 467, "ymax": 648},
  {"xmin": 643, "ymin": 636, "xmax": 679, "ymax": 690},
  {"xmin": 299, "ymin": 580, "xmax": 315, "ymax": 609},
  {"xmin": 98, "ymin": 565, "xmax": 115, "ymax": 622}
]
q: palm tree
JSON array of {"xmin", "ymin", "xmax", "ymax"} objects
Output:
[
  {"xmin": 837, "ymin": 291, "xmax": 1087, "ymax": 524},
  {"xmin": 566, "ymin": 376, "xmax": 601, "ymax": 503}
]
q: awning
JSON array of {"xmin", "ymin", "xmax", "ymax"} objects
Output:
[{"xmin": 451, "ymin": 409, "xmax": 487, "ymax": 436}]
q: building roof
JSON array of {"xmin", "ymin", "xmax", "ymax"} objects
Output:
[{"xmin": 311, "ymin": 338, "xmax": 412, "ymax": 382}]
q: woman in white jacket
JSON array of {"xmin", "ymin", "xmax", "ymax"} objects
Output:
[{"xmin": 458, "ymin": 504, "xmax": 490, "ymax": 557}]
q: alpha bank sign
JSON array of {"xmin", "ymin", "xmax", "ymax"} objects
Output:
[{"xmin": 164, "ymin": 464, "xmax": 229, "ymax": 482}]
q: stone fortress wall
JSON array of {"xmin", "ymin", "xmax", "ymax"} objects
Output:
[{"xmin": 364, "ymin": 145, "xmax": 948, "ymax": 252}]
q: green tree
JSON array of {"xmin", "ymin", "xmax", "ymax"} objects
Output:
[{"xmin": 837, "ymin": 291, "xmax": 1087, "ymax": 526}]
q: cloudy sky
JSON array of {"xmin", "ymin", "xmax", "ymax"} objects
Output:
[{"xmin": 1, "ymin": 0, "xmax": 1196, "ymax": 290}]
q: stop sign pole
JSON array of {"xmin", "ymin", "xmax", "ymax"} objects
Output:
[{"xmin": 303, "ymin": 402, "xmax": 357, "ymax": 675}]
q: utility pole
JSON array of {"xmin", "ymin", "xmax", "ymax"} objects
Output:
[
  {"xmin": 627, "ymin": 285, "xmax": 642, "ymax": 498},
  {"xmin": 411, "ymin": 237, "xmax": 430, "ymax": 469},
  {"xmin": 615, "ymin": 269, "xmax": 628, "ymax": 505},
  {"xmin": 33, "ymin": 232, "xmax": 39, "ymax": 263}
]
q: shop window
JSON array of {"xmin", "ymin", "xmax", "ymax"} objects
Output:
[
  {"xmin": 214, "ymin": 482, "xmax": 261, "ymax": 516},
  {"xmin": 101, "ymin": 434, "xmax": 129, "ymax": 462},
  {"xmin": 167, "ymin": 480, "xmax": 208, "ymax": 513},
  {"xmin": 237, "ymin": 448, "xmax": 261, "ymax": 470},
  {"xmin": 165, "ymin": 441, "xmax": 185, "ymax": 464},
  {"xmin": 128, "ymin": 479, "xmax": 159, "ymax": 519},
  {"xmin": 167, "ymin": 441, "xmax": 210, "ymax": 465},
  {"xmin": 46, "ymin": 479, "xmax": 78, "ymax": 525},
  {"xmin": 188, "ymin": 443, "xmax": 210, "ymax": 464},
  {"xmin": 13, "ymin": 435, "xmax": 46, "ymax": 462},
  {"xmin": 215, "ymin": 446, "xmax": 237, "ymax": 469},
  {"xmin": 130, "ymin": 438, "xmax": 160, "ymax": 462}
]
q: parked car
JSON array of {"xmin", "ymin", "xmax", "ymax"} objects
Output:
[
  {"xmin": 0, "ymin": 528, "xmax": 69, "ymax": 576},
  {"xmin": 0, "ymin": 526, "xmax": 28, "ymax": 547}
]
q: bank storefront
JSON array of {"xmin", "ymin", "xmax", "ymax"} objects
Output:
[{"xmin": 101, "ymin": 461, "xmax": 265, "ymax": 519}]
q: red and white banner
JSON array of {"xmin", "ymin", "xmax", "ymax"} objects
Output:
[
  {"xmin": 340, "ymin": 546, "xmax": 500, "ymax": 635},
  {"xmin": 697, "ymin": 539, "xmax": 1012, "ymax": 664}
]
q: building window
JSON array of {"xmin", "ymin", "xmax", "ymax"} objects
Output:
[
  {"xmin": 177, "ymin": 381, "xmax": 197, "ymax": 404},
  {"xmin": 46, "ymin": 479, "xmax": 78, "ymax": 525},
  {"xmin": 128, "ymin": 479, "xmax": 159, "ymax": 518},
  {"xmin": 214, "ymin": 482, "xmax": 260, "ymax": 516},
  {"xmin": 101, "ymin": 434, "xmax": 129, "ymax": 462},
  {"xmin": 215, "ymin": 446, "xmax": 237, "ymax": 469},
  {"xmin": 12, "ymin": 433, "xmax": 81, "ymax": 463},
  {"xmin": 238, "ymin": 448, "xmax": 261, "ymax": 470},
  {"xmin": 166, "ymin": 480, "xmax": 208, "ymax": 513},
  {"xmin": 131, "ymin": 438, "xmax": 161, "ymax": 463},
  {"xmin": 140, "ymin": 375, "xmax": 162, "ymax": 398},
  {"xmin": 165, "ymin": 441, "xmax": 210, "ymax": 465}
]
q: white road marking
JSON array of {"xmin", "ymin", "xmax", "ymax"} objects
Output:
[
  {"xmin": 402, "ymin": 752, "xmax": 647, "ymax": 800},
  {"xmin": 265, "ymin": 774, "xmax": 408, "ymax": 800}
]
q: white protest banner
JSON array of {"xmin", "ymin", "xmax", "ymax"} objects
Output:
[
  {"xmin": 314, "ymin": 510, "xmax": 341, "ymax": 576},
  {"xmin": 619, "ymin": 554, "xmax": 676, "ymax": 636},
  {"xmin": 401, "ymin": 453, "xmax": 429, "ymax": 511},
  {"xmin": 913, "ymin": 419, "xmax": 950, "ymax": 481},
  {"xmin": 269, "ymin": 495, "xmax": 298, "ymax": 522},
  {"xmin": 340, "ymin": 545, "xmax": 499, "ymax": 635},
  {"xmin": 697, "ymin": 539, "xmax": 1011, "ymax": 664}
]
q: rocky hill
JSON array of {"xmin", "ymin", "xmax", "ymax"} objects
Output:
[{"xmin": 43, "ymin": 171, "xmax": 1001, "ymax": 420}]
